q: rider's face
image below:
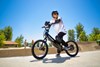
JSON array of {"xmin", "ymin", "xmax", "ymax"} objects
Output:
[{"xmin": 52, "ymin": 14, "xmax": 58, "ymax": 20}]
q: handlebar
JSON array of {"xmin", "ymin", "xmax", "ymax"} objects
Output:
[
  {"xmin": 42, "ymin": 21, "xmax": 51, "ymax": 28},
  {"xmin": 42, "ymin": 26, "xmax": 45, "ymax": 28},
  {"xmin": 42, "ymin": 25, "xmax": 51, "ymax": 29},
  {"xmin": 42, "ymin": 26, "xmax": 49, "ymax": 28}
]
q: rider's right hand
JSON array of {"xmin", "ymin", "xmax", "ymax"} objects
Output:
[{"xmin": 45, "ymin": 21, "xmax": 50, "ymax": 26}]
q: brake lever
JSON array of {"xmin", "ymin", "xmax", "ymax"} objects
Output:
[
  {"xmin": 42, "ymin": 25, "xmax": 51, "ymax": 28},
  {"xmin": 42, "ymin": 26, "xmax": 45, "ymax": 28}
]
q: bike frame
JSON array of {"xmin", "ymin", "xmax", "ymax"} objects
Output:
[
  {"xmin": 42, "ymin": 26, "xmax": 61, "ymax": 49},
  {"xmin": 43, "ymin": 28, "xmax": 55, "ymax": 42}
]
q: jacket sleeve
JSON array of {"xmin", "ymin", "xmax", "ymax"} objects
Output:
[{"xmin": 50, "ymin": 17, "xmax": 62, "ymax": 25}]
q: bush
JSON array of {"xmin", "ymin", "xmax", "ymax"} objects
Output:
[
  {"xmin": 97, "ymin": 40, "xmax": 100, "ymax": 46},
  {"xmin": 15, "ymin": 35, "xmax": 24, "ymax": 47},
  {"xmin": 0, "ymin": 33, "xmax": 5, "ymax": 48}
]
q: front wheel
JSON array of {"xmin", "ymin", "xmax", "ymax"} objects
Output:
[
  {"xmin": 65, "ymin": 41, "xmax": 79, "ymax": 57},
  {"xmin": 31, "ymin": 40, "xmax": 48, "ymax": 60}
]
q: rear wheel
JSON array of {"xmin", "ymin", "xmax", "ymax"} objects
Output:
[
  {"xmin": 65, "ymin": 41, "xmax": 79, "ymax": 57},
  {"xmin": 31, "ymin": 40, "xmax": 48, "ymax": 60}
]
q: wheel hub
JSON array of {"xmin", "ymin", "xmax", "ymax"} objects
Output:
[
  {"xmin": 39, "ymin": 46, "xmax": 45, "ymax": 51},
  {"xmin": 69, "ymin": 45, "xmax": 74, "ymax": 51}
]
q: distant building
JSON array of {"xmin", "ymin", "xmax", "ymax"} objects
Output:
[{"xmin": 3, "ymin": 41, "xmax": 18, "ymax": 47}]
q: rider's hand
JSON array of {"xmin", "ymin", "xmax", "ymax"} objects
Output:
[{"xmin": 45, "ymin": 21, "xmax": 50, "ymax": 26}]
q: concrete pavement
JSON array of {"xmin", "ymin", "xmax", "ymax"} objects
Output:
[{"xmin": 0, "ymin": 50, "xmax": 100, "ymax": 67}]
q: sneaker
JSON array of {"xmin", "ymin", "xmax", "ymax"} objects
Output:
[{"xmin": 56, "ymin": 53, "xmax": 60, "ymax": 57}]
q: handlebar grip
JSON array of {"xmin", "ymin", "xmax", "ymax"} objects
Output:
[{"xmin": 42, "ymin": 26, "xmax": 45, "ymax": 28}]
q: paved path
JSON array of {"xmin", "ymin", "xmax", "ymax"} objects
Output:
[{"xmin": 0, "ymin": 50, "xmax": 100, "ymax": 67}]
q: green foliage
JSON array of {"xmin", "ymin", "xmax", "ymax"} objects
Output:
[
  {"xmin": 15, "ymin": 35, "xmax": 24, "ymax": 47},
  {"xmin": 0, "ymin": 29, "xmax": 4, "ymax": 33},
  {"xmin": 0, "ymin": 30, "xmax": 5, "ymax": 47},
  {"xmin": 97, "ymin": 34, "xmax": 100, "ymax": 40},
  {"xmin": 68, "ymin": 29, "xmax": 75, "ymax": 41},
  {"xmin": 88, "ymin": 34, "xmax": 95, "ymax": 41},
  {"xmin": 92, "ymin": 27, "xmax": 100, "ymax": 35},
  {"xmin": 88, "ymin": 27, "xmax": 100, "ymax": 41},
  {"xmin": 4, "ymin": 26, "xmax": 13, "ymax": 41},
  {"xmin": 75, "ymin": 23, "xmax": 84, "ymax": 40},
  {"xmin": 96, "ymin": 40, "xmax": 100, "ymax": 46},
  {"xmin": 79, "ymin": 31, "xmax": 88, "ymax": 41}
]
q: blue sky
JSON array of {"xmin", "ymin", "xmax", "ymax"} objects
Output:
[{"xmin": 0, "ymin": 0, "xmax": 100, "ymax": 42}]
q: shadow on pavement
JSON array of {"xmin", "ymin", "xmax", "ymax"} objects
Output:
[
  {"xmin": 43, "ymin": 55, "xmax": 80, "ymax": 63},
  {"xmin": 43, "ymin": 56, "xmax": 70, "ymax": 63},
  {"xmin": 30, "ymin": 59, "xmax": 41, "ymax": 62},
  {"xmin": 30, "ymin": 55, "xmax": 80, "ymax": 63}
]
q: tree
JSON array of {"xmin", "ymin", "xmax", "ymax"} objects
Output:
[
  {"xmin": 92, "ymin": 27, "xmax": 100, "ymax": 35},
  {"xmin": 88, "ymin": 27, "xmax": 100, "ymax": 41},
  {"xmin": 4, "ymin": 26, "xmax": 13, "ymax": 41},
  {"xmin": 0, "ymin": 30, "xmax": 5, "ymax": 47},
  {"xmin": 75, "ymin": 23, "xmax": 84, "ymax": 40},
  {"xmin": 79, "ymin": 31, "xmax": 88, "ymax": 41},
  {"xmin": 15, "ymin": 35, "xmax": 24, "ymax": 47},
  {"xmin": 88, "ymin": 34, "xmax": 95, "ymax": 41},
  {"xmin": 68, "ymin": 29, "xmax": 75, "ymax": 41},
  {"xmin": 97, "ymin": 34, "xmax": 100, "ymax": 40}
]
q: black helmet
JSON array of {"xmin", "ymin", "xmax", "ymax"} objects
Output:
[{"xmin": 52, "ymin": 11, "xmax": 59, "ymax": 16}]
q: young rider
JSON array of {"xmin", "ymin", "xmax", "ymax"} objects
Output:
[{"xmin": 50, "ymin": 11, "xmax": 67, "ymax": 56}]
